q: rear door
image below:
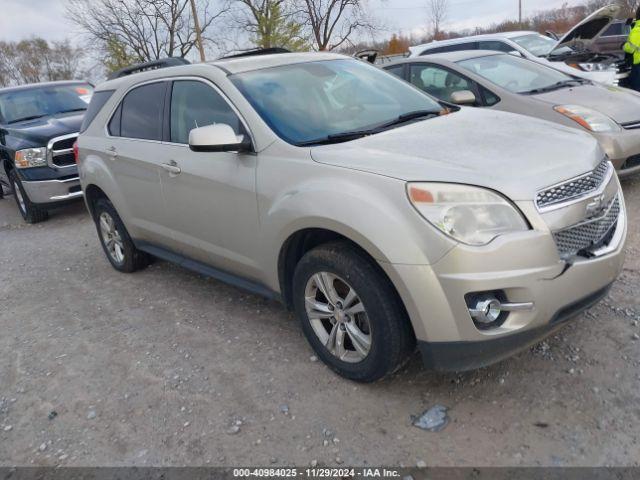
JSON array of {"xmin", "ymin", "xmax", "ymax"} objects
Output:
[
  {"xmin": 105, "ymin": 81, "xmax": 173, "ymax": 245},
  {"xmin": 159, "ymin": 78, "xmax": 261, "ymax": 280}
]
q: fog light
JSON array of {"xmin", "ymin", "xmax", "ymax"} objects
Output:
[
  {"xmin": 467, "ymin": 293, "xmax": 535, "ymax": 329},
  {"xmin": 470, "ymin": 297, "xmax": 502, "ymax": 324}
]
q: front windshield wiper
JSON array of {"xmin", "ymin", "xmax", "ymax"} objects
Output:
[
  {"xmin": 523, "ymin": 79, "xmax": 588, "ymax": 95},
  {"xmin": 375, "ymin": 110, "xmax": 442, "ymax": 130},
  {"xmin": 55, "ymin": 108, "xmax": 87, "ymax": 114},
  {"xmin": 7, "ymin": 114, "xmax": 47, "ymax": 124},
  {"xmin": 298, "ymin": 130, "xmax": 375, "ymax": 146},
  {"xmin": 298, "ymin": 110, "xmax": 442, "ymax": 147}
]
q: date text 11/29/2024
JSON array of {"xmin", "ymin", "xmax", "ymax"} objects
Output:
[{"xmin": 232, "ymin": 468, "xmax": 404, "ymax": 478}]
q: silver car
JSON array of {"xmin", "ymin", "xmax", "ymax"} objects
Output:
[
  {"xmin": 77, "ymin": 52, "xmax": 626, "ymax": 382},
  {"xmin": 385, "ymin": 50, "xmax": 640, "ymax": 177},
  {"xmin": 409, "ymin": 5, "xmax": 630, "ymax": 86}
]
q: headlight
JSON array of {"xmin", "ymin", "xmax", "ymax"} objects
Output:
[
  {"xmin": 573, "ymin": 62, "xmax": 614, "ymax": 72},
  {"xmin": 407, "ymin": 183, "xmax": 529, "ymax": 246},
  {"xmin": 554, "ymin": 105, "xmax": 620, "ymax": 133},
  {"xmin": 14, "ymin": 147, "xmax": 47, "ymax": 169}
]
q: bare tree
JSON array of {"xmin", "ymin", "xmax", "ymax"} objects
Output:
[
  {"xmin": 0, "ymin": 39, "xmax": 85, "ymax": 87},
  {"xmin": 426, "ymin": 0, "xmax": 449, "ymax": 40},
  {"xmin": 616, "ymin": 0, "xmax": 640, "ymax": 17},
  {"xmin": 297, "ymin": 0, "xmax": 378, "ymax": 51},
  {"xmin": 66, "ymin": 0, "xmax": 229, "ymax": 66}
]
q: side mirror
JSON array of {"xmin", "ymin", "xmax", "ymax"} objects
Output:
[
  {"xmin": 188, "ymin": 124, "xmax": 252, "ymax": 153},
  {"xmin": 450, "ymin": 90, "xmax": 477, "ymax": 106}
]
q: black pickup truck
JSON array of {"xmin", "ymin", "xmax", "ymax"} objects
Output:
[{"xmin": 0, "ymin": 81, "xmax": 93, "ymax": 223}]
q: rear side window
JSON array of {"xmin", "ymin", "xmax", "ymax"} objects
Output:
[
  {"xmin": 422, "ymin": 42, "xmax": 478, "ymax": 55},
  {"xmin": 119, "ymin": 82, "xmax": 166, "ymax": 141},
  {"xmin": 478, "ymin": 41, "xmax": 515, "ymax": 53},
  {"xmin": 80, "ymin": 89, "xmax": 113, "ymax": 133},
  {"xmin": 169, "ymin": 80, "xmax": 243, "ymax": 145}
]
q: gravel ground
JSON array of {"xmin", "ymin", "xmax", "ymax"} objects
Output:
[{"xmin": 0, "ymin": 177, "xmax": 639, "ymax": 468}]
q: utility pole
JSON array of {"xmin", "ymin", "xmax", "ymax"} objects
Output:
[
  {"xmin": 190, "ymin": 0, "xmax": 206, "ymax": 62},
  {"xmin": 518, "ymin": 0, "xmax": 522, "ymax": 26}
]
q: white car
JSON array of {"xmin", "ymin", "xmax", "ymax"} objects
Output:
[{"xmin": 410, "ymin": 5, "xmax": 629, "ymax": 86}]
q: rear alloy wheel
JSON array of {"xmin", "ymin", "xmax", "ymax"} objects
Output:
[
  {"xmin": 9, "ymin": 170, "xmax": 48, "ymax": 224},
  {"xmin": 99, "ymin": 211, "xmax": 126, "ymax": 265},
  {"xmin": 93, "ymin": 198, "xmax": 151, "ymax": 273},
  {"xmin": 293, "ymin": 241, "xmax": 415, "ymax": 383}
]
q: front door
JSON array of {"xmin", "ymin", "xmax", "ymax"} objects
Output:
[{"xmin": 159, "ymin": 79, "xmax": 261, "ymax": 280}]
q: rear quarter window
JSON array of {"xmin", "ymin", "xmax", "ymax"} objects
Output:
[{"xmin": 80, "ymin": 90, "xmax": 114, "ymax": 133}]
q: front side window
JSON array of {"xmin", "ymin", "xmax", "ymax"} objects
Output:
[
  {"xmin": 231, "ymin": 59, "xmax": 443, "ymax": 146},
  {"xmin": 385, "ymin": 64, "xmax": 405, "ymax": 79},
  {"xmin": 458, "ymin": 53, "xmax": 571, "ymax": 94},
  {"xmin": 170, "ymin": 80, "xmax": 243, "ymax": 145},
  {"xmin": 119, "ymin": 82, "xmax": 166, "ymax": 141},
  {"xmin": 0, "ymin": 83, "xmax": 93, "ymax": 124},
  {"xmin": 409, "ymin": 64, "xmax": 474, "ymax": 104}
]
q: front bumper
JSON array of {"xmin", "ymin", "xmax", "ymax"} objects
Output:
[
  {"xmin": 594, "ymin": 129, "xmax": 640, "ymax": 177},
  {"xmin": 21, "ymin": 177, "xmax": 83, "ymax": 205},
  {"xmin": 381, "ymin": 190, "xmax": 627, "ymax": 372}
]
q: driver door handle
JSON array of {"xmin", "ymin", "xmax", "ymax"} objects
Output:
[{"xmin": 161, "ymin": 161, "xmax": 181, "ymax": 175}]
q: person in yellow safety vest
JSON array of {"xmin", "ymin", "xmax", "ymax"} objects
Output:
[{"xmin": 624, "ymin": 8, "xmax": 640, "ymax": 91}]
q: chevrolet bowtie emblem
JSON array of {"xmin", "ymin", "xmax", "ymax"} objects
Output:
[{"xmin": 586, "ymin": 194, "xmax": 607, "ymax": 218}]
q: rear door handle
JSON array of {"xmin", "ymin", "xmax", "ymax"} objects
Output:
[{"xmin": 161, "ymin": 162, "xmax": 181, "ymax": 175}]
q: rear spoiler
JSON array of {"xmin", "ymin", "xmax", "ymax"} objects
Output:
[{"xmin": 354, "ymin": 50, "xmax": 378, "ymax": 64}]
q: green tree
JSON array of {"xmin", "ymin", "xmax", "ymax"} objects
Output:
[
  {"xmin": 236, "ymin": 0, "xmax": 308, "ymax": 51},
  {"xmin": 102, "ymin": 36, "xmax": 142, "ymax": 74}
]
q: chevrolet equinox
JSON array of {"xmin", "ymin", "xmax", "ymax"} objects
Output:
[{"xmin": 77, "ymin": 52, "xmax": 627, "ymax": 382}]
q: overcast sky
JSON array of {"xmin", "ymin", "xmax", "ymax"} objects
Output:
[{"xmin": 0, "ymin": 0, "xmax": 582, "ymax": 44}]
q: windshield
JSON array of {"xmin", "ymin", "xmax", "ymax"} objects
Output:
[
  {"xmin": 231, "ymin": 59, "xmax": 443, "ymax": 146},
  {"xmin": 512, "ymin": 33, "xmax": 572, "ymax": 57},
  {"xmin": 0, "ymin": 83, "xmax": 93, "ymax": 124},
  {"xmin": 458, "ymin": 54, "xmax": 573, "ymax": 94}
]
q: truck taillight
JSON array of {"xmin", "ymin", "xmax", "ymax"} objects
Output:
[{"xmin": 73, "ymin": 141, "xmax": 79, "ymax": 164}]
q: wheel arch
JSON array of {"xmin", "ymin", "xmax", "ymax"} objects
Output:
[
  {"xmin": 277, "ymin": 227, "xmax": 409, "ymax": 321},
  {"xmin": 83, "ymin": 183, "xmax": 110, "ymax": 219}
]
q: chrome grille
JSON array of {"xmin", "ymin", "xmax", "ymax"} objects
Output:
[
  {"xmin": 553, "ymin": 196, "xmax": 620, "ymax": 259},
  {"xmin": 536, "ymin": 159, "xmax": 610, "ymax": 209},
  {"xmin": 48, "ymin": 133, "xmax": 78, "ymax": 167}
]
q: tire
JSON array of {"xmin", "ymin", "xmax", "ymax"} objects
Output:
[
  {"xmin": 293, "ymin": 241, "xmax": 415, "ymax": 383},
  {"xmin": 93, "ymin": 198, "xmax": 151, "ymax": 273},
  {"xmin": 9, "ymin": 169, "xmax": 48, "ymax": 224}
]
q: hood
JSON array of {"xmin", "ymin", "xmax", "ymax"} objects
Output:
[
  {"xmin": 532, "ymin": 83, "xmax": 640, "ymax": 124},
  {"xmin": 2, "ymin": 113, "xmax": 84, "ymax": 147},
  {"xmin": 310, "ymin": 108, "xmax": 602, "ymax": 202},
  {"xmin": 553, "ymin": 4, "xmax": 625, "ymax": 53}
]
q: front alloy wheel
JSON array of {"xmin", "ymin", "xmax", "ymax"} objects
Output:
[
  {"xmin": 305, "ymin": 272, "xmax": 372, "ymax": 363},
  {"xmin": 293, "ymin": 241, "xmax": 416, "ymax": 383}
]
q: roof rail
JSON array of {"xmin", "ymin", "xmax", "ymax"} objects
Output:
[
  {"xmin": 219, "ymin": 47, "xmax": 291, "ymax": 60},
  {"xmin": 107, "ymin": 57, "xmax": 191, "ymax": 80}
]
